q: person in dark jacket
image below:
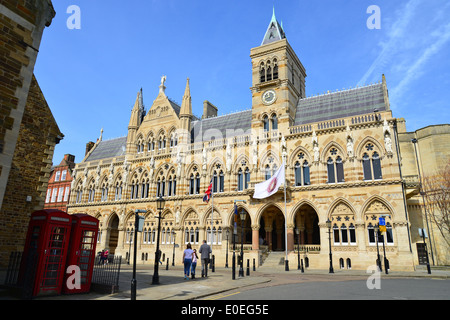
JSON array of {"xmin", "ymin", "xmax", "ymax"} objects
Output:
[{"xmin": 199, "ymin": 240, "xmax": 212, "ymax": 277}]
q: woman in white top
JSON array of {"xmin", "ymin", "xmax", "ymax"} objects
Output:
[{"xmin": 182, "ymin": 243, "xmax": 194, "ymax": 280}]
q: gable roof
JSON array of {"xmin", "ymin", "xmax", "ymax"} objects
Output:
[{"xmin": 84, "ymin": 136, "xmax": 127, "ymax": 162}]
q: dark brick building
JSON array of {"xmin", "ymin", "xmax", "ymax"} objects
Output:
[{"xmin": 0, "ymin": 0, "xmax": 61, "ymax": 267}]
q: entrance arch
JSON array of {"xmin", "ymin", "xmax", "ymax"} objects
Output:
[
  {"xmin": 293, "ymin": 204, "xmax": 320, "ymax": 246},
  {"xmin": 107, "ymin": 213, "xmax": 119, "ymax": 254},
  {"xmin": 259, "ymin": 204, "xmax": 285, "ymax": 251},
  {"xmin": 230, "ymin": 207, "xmax": 252, "ymax": 247}
]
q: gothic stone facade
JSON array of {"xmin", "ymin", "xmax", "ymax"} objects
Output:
[{"xmin": 68, "ymin": 14, "xmax": 421, "ymax": 271}]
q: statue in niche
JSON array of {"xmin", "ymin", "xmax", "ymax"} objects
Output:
[
  {"xmin": 384, "ymin": 132, "xmax": 393, "ymax": 154},
  {"xmin": 346, "ymin": 136, "xmax": 354, "ymax": 158},
  {"xmin": 226, "ymin": 140, "xmax": 232, "ymax": 173},
  {"xmin": 252, "ymin": 139, "xmax": 258, "ymax": 169},
  {"xmin": 202, "ymin": 147, "xmax": 207, "ymax": 171}
]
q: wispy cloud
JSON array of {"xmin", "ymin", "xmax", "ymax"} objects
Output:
[
  {"xmin": 390, "ymin": 22, "xmax": 450, "ymax": 101},
  {"xmin": 358, "ymin": 0, "xmax": 422, "ymax": 86}
]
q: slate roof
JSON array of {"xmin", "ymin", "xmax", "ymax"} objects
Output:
[
  {"xmin": 191, "ymin": 110, "xmax": 252, "ymax": 142},
  {"xmin": 294, "ymin": 83, "xmax": 386, "ymax": 126},
  {"xmin": 84, "ymin": 136, "xmax": 127, "ymax": 162}
]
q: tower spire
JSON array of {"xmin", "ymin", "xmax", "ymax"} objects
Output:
[{"xmin": 261, "ymin": 7, "xmax": 286, "ymax": 45}]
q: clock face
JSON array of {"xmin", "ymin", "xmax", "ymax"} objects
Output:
[{"xmin": 262, "ymin": 89, "xmax": 276, "ymax": 105}]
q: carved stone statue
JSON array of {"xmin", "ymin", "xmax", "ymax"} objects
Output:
[
  {"xmin": 226, "ymin": 140, "xmax": 232, "ymax": 173},
  {"xmin": 384, "ymin": 132, "xmax": 393, "ymax": 154},
  {"xmin": 149, "ymin": 156, "xmax": 155, "ymax": 180},
  {"xmin": 176, "ymin": 147, "xmax": 183, "ymax": 177},
  {"xmin": 346, "ymin": 136, "xmax": 354, "ymax": 158},
  {"xmin": 202, "ymin": 147, "xmax": 207, "ymax": 171},
  {"xmin": 252, "ymin": 139, "xmax": 258, "ymax": 168}
]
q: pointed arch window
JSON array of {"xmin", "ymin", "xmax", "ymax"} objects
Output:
[
  {"xmin": 267, "ymin": 65, "xmax": 272, "ymax": 81},
  {"xmin": 271, "ymin": 114, "xmax": 278, "ymax": 130},
  {"xmin": 101, "ymin": 182, "xmax": 108, "ymax": 202},
  {"xmin": 273, "ymin": 60, "xmax": 278, "ymax": 80},
  {"xmin": 263, "ymin": 115, "xmax": 269, "ymax": 132},
  {"xmin": 237, "ymin": 168, "xmax": 243, "ymax": 191},
  {"xmin": 327, "ymin": 149, "xmax": 345, "ymax": 184},
  {"xmin": 265, "ymin": 164, "xmax": 271, "ymax": 180},
  {"xmin": 244, "ymin": 167, "xmax": 250, "ymax": 189},
  {"xmin": 260, "ymin": 64, "xmax": 266, "ymax": 83},
  {"xmin": 363, "ymin": 150, "xmax": 382, "ymax": 181}
]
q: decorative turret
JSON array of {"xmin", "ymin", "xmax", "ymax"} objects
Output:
[
  {"xmin": 126, "ymin": 88, "xmax": 145, "ymax": 153},
  {"xmin": 179, "ymin": 78, "xmax": 193, "ymax": 142}
]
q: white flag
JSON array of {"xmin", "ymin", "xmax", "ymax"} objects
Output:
[{"xmin": 253, "ymin": 162, "xmax": 285, "ymax": 199}]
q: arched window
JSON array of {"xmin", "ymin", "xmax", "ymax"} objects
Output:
[
  {"xmin": 372, "ymin": 152, "xmax": 382, "ymax": 180},
  {"xmin": 362, "ymin": 144, "xmax": 383, "ymax": 181},
  {"xmin": 237, "ymin": 168, "xmax": 243, "ymax": 191},
  {"xmin": 327, "ymin": 148, "xmax": 345, "ymax": 184},
  {"xmin": 168, "ymin": 176, "xmax": 173, "ymax": 196},
  {"xmin": 336, "ymin": 156, "xmax": 344, "ymax": 182},
  {"xmin": 244, "ymin": 167, "xmax": 250, "ymax": 189},
  {"xmin": 88, "ymin": 182, "xmax": 95, "ymax": 203},
  {"xmin": 219, "ymin": 171, "xmax": 224, "ymax": 192},
  {"xmin": 295, "ymin": 161, "xmax": 302, "ymax": 186},
  {"xmin": 263, "ymin": 115, "xmax": 269, "ymax": 132},
  {"xmin": 260, "ymin": 64, "xmax": 266, "ymax": 83},
  {"xmin": 101, "ymin": 182, "xmax": 108, "ymax": 202},
  {"xmin": 271, "ymin": 114, "xmax": 278, "ymax": 130},
  {"xmin": 267, "ymin": 65, "xmax": 272, "ymax": 81},
  {"xmin": 363, "ymin": 153, "xmax": 372, "ymax": 180},
  {"xmin": 303, "ymin": 160, "xmax": 310, "ymax": 185},
  {"xmin": 273, "ymin": 61, "xmax": 278, "ymax": 80},
  {"xmin": 115, "ymin": 178, "xmax": 122, "ymax": 201},
  {"xmin": 265, "ymin": 164, "xmax": 271, "ymax": 180}
]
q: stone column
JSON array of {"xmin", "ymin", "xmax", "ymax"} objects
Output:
[
  {"xmin": 286, "ymin": 224, "xmax": 294, "ymax": 251},
  {"xmin": 252, "ymin": 225, "xmax": 260, "ymax": 250}
]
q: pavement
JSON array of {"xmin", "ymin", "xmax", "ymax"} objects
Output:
[{"xmin": 1, "ymin": 263, "xmax": 449, "ymax": 301}]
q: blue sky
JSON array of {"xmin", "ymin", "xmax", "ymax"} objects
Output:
[{"xmin": 34, "ymin": 0, "xmax": 450, "ymax": 165}]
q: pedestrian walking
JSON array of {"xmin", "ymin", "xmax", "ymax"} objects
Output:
[
  {"xmin": 191, "ymin": 249, "xmax": 198, "ymax": 279},
  {"xmin": 182, "ymin": 243, "xmax": 194, "ymax": 280},
  {"xmin": 104, "ymin": 249, "xmax": 109, "ymax": 264},
  {"xmin": 199, "ymin": 240, "xmax": 212, "ymax": 278}
]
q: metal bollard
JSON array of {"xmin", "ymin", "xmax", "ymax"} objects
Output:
[
  {"xmin": 246, "ymin": 259, "xmax": 250, "ymax": 276},
  {"xmin": 212, "ymin": 255, "xmax": 215, "ymax": 272},
  {"xmin": 166, "ymin": 258, "xmax": 169, "ymax": 270},
  {"xmin": 253, "ymin": 258, "xmax": 256, "ymax": 271}
]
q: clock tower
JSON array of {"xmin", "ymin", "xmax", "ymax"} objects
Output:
[{"xmin": 250, "ymin": 8, "xmax": 306, "ymax": 133}]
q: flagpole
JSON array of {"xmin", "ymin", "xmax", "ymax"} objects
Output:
[
  {"xmin": 283, "ymin": 161, "xmax": 289, "ymax": 271},
  {"xmin": 211, "ymin": 179, "xmax": 214, "ymax": 240}
]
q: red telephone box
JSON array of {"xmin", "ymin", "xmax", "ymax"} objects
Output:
[
  {"xmin": 21, "ymin": 209, "xmax": 72, "ymax": 297},
  {"xmin": 63, "ymin": 214, "xmax": 99, "ymax": 294}
]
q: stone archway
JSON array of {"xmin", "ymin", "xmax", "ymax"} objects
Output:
[
  {"xmin": 107, "ymin": 213, "xmax": 120, "ymax": 254},
  {"xmin": 294, "ymin": 204, "xmax": 320, "ymax": 246},
  {"xmin": 259, "ymin": 205, "xmax": 285, "ymax": 251}
]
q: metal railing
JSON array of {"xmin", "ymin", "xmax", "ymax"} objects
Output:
[{"xmin": 91, "ymin": 255, "xmax": 122, "ymax": 294}]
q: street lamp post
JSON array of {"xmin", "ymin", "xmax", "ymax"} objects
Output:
[
  {"xmin": 152, "ymin": 196, "xmax": 165, "ymax": 285},
  {"xmin": 381, "ymin": 232, "xmax": 389, "ymax": 275},
  {"xmin": 295, "ymin": 227, "xmax": 300, "ymax": 270},
  {"xmin": 225, "ymin": 229, "xmax": 229, "ymax": 268},
  {"xmin": 131, "ymin": 209, "xmax": 146, "ymax": 300},
  {"xmin": 326, "ymin": 219, "xmax": 334, "ymax": 273},
  {"xmin": 239, "ymin": 209, "xmax": 246, "ymax": 277},
  {"xmin": 172, "ymin": 230, "xmax": 176, "ymax": 267},
  {"xmin": 374, "ymin": 224, "xmax": 382, "ymax": 272}
]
